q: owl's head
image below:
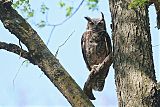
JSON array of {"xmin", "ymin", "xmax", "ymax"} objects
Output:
[{"xmin": 85, "ymin": 12, "xmax": 106, "ymax": 31}]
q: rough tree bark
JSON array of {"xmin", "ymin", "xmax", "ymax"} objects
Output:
[
  {"xmin": 109, "ymin": 0, "xmax": 160, "ymax": 107},
  {"xmin": 0, "ymin": 1, "xmax": 94, "ymax": 107},
  {"xmin": 1, "ymin": 0, "xmax": 160, "ymax": 106}
]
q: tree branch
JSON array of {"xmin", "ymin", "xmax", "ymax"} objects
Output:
[
  {"xmin": 0, "ymin": 1, "xmax": 94, "ymax": 106},
  {"xmin": 0, "ymin": 41, "xmax": 31, "ymax": 59},
  {"xmin": 83, "ymin": 52, "xmax": 113, "ymax": 100},
  {"xmin": 149, "ymin": 0, "xmax": 160, "ymax": 29},
  {"xmin": 49, "ymin": 0, "xmax": 85, "ymax": 26},
  {"xmin": 46, "ymin": 0, "xmax": 84, "ymax": 45},
  {"xmin": 55, "ymin": 31, "xmax": 75, "ymax": 57}
]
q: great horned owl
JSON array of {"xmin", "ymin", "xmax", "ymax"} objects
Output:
[{"xmin": 81, "ymin": 12, "xmax": 112, "ymax": 99}]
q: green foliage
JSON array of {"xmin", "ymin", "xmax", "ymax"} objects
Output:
[
  {"xmin": 12, "ymin": 0, "xmax": 29, "ymax": 8},
  {"xmin": 12, "ymin": 0, "xmax": 34, "ymax": 19},
  {"xmin": 87, "ymin": 0, "xmax": 98, "ymax": 10},
  {"xmin": 57, "ymin": 1, "xmax": 73, "ymax": 17},
  {"xmin": 58, "ymin": 1, "xmax": 65, "ymax": 7},
  {"xmin": 40, "ymin": 3, "xmax": 49, "ymax": 14},
  {"xmin": 12, "ymin": 0, "xmax": 99, "ymax": 28},
  {"xmin": 12, "ymin": 0, "xmax": 49, "ymax": 27},
  {"xmin": 27, "ymin": 10, "xmax": 34, "ymax": 17},
  {"xmin": 57, "ymin": 0, "xmax": 99, "ymax": 16},
  {"xmin": 129, "ymin": 0, "xmax": 148, "ymax": 9},
  {"xmin": 13, "ymin": 0, "xmax": 99, "ymax": 19},
  {"xmin": 22, "ymin": 5, "xmax": 34, "ymax": 18},
  {"xmin": 66, "ymin": 6, "xmax": 73, "ymax": 16},
  {"xmin": 36, "ymin": 20, "xmax": 46, "ymax": 28}
]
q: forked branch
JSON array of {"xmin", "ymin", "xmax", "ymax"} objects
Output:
[{"xmin": 0, "ymin": 41, "xmax": 29, "ymax": 58}]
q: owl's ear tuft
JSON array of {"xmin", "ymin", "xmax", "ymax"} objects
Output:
[
  {"xmin": 101, "ymin": 12, "xmax": 104, "ymax": 20},
  {"xmin": 84, "ymin": 17, "xmax": 92, "ymax": 22}
]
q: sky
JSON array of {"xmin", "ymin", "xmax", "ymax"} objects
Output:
[{"xmin": 0, "ymin": 0, "xmax": 160, "ymax": 107}]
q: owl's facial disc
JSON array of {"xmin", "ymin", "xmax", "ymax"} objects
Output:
[{"xmin": 85, "ymin": 14, "xmax": 106, "ymax": 31}]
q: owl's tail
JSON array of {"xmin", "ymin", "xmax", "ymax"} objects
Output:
[
  {"xmin": 92, "ymin": 69, "xmax": 109, "ymax": 91},
  {"xmin": 83, "ymin": 81, "xmax": 96, "ymax": 100}
]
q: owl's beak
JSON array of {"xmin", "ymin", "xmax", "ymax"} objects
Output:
[{"xmin": 84, "ymin": 17, "xmax": 92, "ymax": 22}]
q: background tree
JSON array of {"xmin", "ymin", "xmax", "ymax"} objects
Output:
[
  {"xmin": 0, "ymin": 0, "xmax": 160, "ymax": 106},
  {"xmin": 109, "ymin": 0, "xmax": 160, "ymax": 106}
]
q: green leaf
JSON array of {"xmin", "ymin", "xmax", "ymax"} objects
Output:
[
  {"xmin": 88, "ymin": 0, "xmax": 98, "ymax": 3},
  {"xmin": 58, "ymin": 1, "xmax": 65, "ymax": 8},
  {"xmin": 87, "ymin": 0, "xmax": 99, "ymax": 10},
  {"xmin": 88, "ymin": 3, "xmax": 98, "ymax": 10},
  {"xmin": 36, "ymin": 20, "xmax": 46, "ymax": 28},
  {"xmin": 40, "ymin": 4, "xmax": 49, "ymax": 14},
  {"xmin": 129, "ymin": 0, "xmax": 148, "ymax": 9},
  {"xmin": 66, "ymin": 6, "xmax": 73, "ymax": 16},
  {"xmin": 27, "ymin": 10, "xmax": 34, "ymax": 18}
]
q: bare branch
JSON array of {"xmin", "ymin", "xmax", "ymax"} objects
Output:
[
  {"xmin": 153, "ymin": 44, "xmax": 160, "ymax": 47},
  {"xmin": 13, "ymin": 60, "xmax": 29, "ymax": 89},
  {"xmin": 149, "ymin": 0, "xmax": 160, "ymax": 29},
  {"xmin": 55, "ymin": 30, "xmax": 75, "ymax": 57},
  {"xmin": 0, "ymin": 41, "xmax": 30, "ymax": 59},
  {"xmin": 46, "ymin": 0, "xmax": 84, "ymax": 45},
  {"xmin": 48, "ymin": 0, "xmax": 85, "ymax": 26},
  {"xmin": 46, "ymin": 25, "xmax": 55, "ymax": 45}
]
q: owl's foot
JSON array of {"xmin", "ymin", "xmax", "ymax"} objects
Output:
[{"xmin": 90, "ymin": 64, "xmax": 100, "ymax": 78}]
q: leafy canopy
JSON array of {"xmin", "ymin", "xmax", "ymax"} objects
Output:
[{"xmin": 11, "ymin": 0, "xmax": 147, "ymax": 27}]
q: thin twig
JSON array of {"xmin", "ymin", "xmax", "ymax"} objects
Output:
[
  {"xmin": 46, "ymin": 0, "xmax": 84, "ymax": 45},
  {"xmin": 13, "ymin": 60, "xmax": 28, "ymax": 89},
  {"xmin": 55, "ymin": 30, "xmax": 75, "ymax": 57},
  {"xmin": 46, "ymin": 25, "xmax": 55, "ymax": 45},
  {"xmin": 153, "ymin": 44, "xmax": 160, "ymax": 47},
  {"xmin": 54, "ymin": 0, "xmax": 85, "ymax": 26}
]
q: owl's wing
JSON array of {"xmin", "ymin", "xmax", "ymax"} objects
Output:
[
  {"xmin": 81, "ymin": 32, "xmax": 91, "ymax": 71},
  {"xmin": 104, "ymin": 32, "xmax": 112, "ymax": 54}
]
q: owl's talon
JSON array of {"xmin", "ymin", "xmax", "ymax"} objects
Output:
[{"xmin": 91, "ymin": 64, "xmax": 100, "ymax": 75}]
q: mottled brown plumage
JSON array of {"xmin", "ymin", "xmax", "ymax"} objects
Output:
[{"xmin": 81, "ymin": 12, "xmax": 112, "ymax": 100}]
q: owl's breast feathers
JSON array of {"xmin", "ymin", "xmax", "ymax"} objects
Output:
[{"xmin": 81, "ymin": 30, "xmax": 111, "ymax": 71}]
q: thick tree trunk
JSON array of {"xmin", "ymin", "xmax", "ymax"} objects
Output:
[{"xmin": 109, "ymin": 0, "xmax": 160, "ymax": 106}]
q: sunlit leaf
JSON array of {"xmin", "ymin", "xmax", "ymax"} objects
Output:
[
  {"xmin": 87, "ymin": 0, "xmax": 99, "ymax": 10},
  {"xmin": 66, "ymin": 6, "xmax": 73, "ymax": 16},
  {"xmin": 36, "ymin": 20, "xmax": 46, "ymax": 28},
  {"xmin": 40, "ymin": 4, "xmax": 49, "ymax": 14},
  {"xmin": 129, "ymin": 0, "xmax": 148, "ymax": 9},
  {"xmin": 58, "ymin": 1, "xmax": 65, "ymax": 7}
]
